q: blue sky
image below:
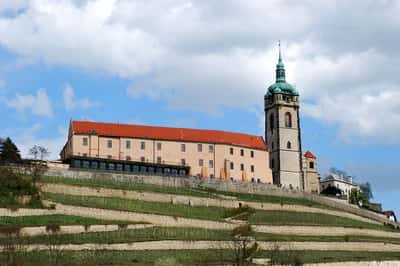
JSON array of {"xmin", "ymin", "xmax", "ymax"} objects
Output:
[{"xmin": 0, "ymin": 1, "xmax": 399, "ymax": 216}]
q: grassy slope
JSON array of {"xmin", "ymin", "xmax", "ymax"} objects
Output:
[
  {"xmin": 41, "ymin": 175, "xmax": 325, "ymax": 207},
  {"xmin": 44, "ymin": 192, "xmax": 230, "ymax": 221},
  {"xmin": 44, "ymin": 193, "xmax": 392, "ymax": 231},
  {"xmin": 248, "ymin": 210, "xmax": 392, "ymax": 231},
  {"xmin": 2, "ymin": 250, "xmax": 400, "ymax": 266}
]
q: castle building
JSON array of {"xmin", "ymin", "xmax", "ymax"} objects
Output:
[
  {"xmin": 60, "ymin": 43, "xmax": 320, "ymax": 192},
  {"xmin": 60, "ymin": 120, "xmax": 273, "ymax": 183},
  {"xmin": 264, "ymin": 43, "xmax": 304, "ymax": 189}
]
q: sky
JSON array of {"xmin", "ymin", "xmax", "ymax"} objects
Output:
[{"xmin": 0, "ymin": 0, "xmax": 399, "ymax": 215}]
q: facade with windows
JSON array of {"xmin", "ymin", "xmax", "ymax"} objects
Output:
[
  {"xmin": 61, "ymin": 120, "xmax": 273, "ymax": 183},
  {"xmin": 320, "ymin": 174, "xmax": 359, "ymax": 196}
]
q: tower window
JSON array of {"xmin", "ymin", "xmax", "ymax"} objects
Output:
[
  {"xmin": 269, "ymin": 113, "xmax": 274, "ymax": 133},
  {"xmin": 309, "ymin": 162, "xmax": 314, "ymax": 169},
  {"xmin": 287, "ymin": 141, "xmax": 292, "ymax": 149},
  {"xmin": 285, "ymin": 112, "xmax": 292, "ymax": 128}
]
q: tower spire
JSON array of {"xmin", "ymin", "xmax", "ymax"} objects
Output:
[{"xmin": 276, "ymin": 41, "xmax": 286, "ymax": 83}]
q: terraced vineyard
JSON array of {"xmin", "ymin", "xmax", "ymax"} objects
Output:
[{"xmin": 1, "ymin": 174, "xmax": 400, "ymax": 265}]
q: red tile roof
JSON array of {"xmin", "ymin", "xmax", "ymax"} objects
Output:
[
  {"xmin": 72, "ymin": 120, "xmax": 267, "ymax": 150},
  {"xmin": 304, "ymin": 150, "xmax": 316, "ymax": 159}
]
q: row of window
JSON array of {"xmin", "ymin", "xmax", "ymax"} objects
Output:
[
  {"xmin": 72, "ymin": 159, "xmax": 187, "ymax": 176},
  {"xmin": 82, "ymin": 138, "xmax": 256, "ymax": 157},
  {"xmin": 269, "ymin": 112, "xmax": 293, "ymax": 133}
]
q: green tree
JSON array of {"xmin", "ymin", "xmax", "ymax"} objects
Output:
[
  {"xmin": 0, "ymin": 138, "xmax": 22, "ymax": 164},
  {"xmin": 360, "ymin": 182, "xmax": 373, "ymax": 201},
  {"xmin": 349, "ymin": 188, "xmax": 368, "ymax": 206}
]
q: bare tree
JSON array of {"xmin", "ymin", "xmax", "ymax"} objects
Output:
[
  {"xmin": 29, "ymin": 145, "xmax": 49, "ymax": 185},
  {"xmin": 29, "ymin": 145, "xmax": 50, "ymax": 161}
]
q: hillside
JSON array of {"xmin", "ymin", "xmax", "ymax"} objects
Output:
[{"xmin": 0, "ymin": 170, "xmax": 400, "ymax": 265}]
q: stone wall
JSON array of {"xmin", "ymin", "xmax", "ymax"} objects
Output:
[{"xmin": 44, "ymin": 167, "xmax": 398, "ymax": 228}]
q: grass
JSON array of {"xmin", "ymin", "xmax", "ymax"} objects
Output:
[
  {"xmin": 255, "ymin": 232, "xmax": 400, "ymax": 244},
  {"xmin": 247, "ymin": 210, "xmax": 392, "ymax": 231},
  {"xmin": 1, "ymin": 249, "xmax": 400, "ymax": 265},
  {"xmin": 0, "ymin": 227, "xmax": 233, "ymax": 245},
  {"xmin": 0, "ymin": 215, "xmax": 134, "ymax": 227},
  {"xmin": 40, "ymin": 175, "xmax": 326, "ymax": 208},
  {"xmin": 257, "ymin": 250, "xmax": 400, "ymax": 264},
  {"xmin": 44, "ymin": 192, "xmax": 232, "ymax": 221},
  {"xmin": 0, "ymin": 249, "xmax": 239, "ymax": 266}
]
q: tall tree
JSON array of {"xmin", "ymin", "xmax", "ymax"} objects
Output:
[{"xmin": 0, "ymin": 137, "xmax": 22, "ymax": 163}]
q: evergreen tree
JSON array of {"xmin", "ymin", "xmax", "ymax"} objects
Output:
[{"xmin": 0, "ymin": 137, "xmax": 22, "ymax": 163}]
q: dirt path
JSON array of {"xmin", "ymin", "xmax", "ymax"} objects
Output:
[
  {"xmin": 2, "ymin": 241, "xmax": 400, "ymax": 252},
  {"xmin": 0, "ymin": 224, "xmax": 153, "ymax": 237},
  {"xmin": 40, "ymin": 183, "xmax": 380, "ymax": 225}
]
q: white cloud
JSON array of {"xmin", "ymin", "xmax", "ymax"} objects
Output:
[
  {"xmin": 63, "ymin": 83, "xmax": 99, "ymax": 111},
  {"xmin": 6, "ymin": 88, "xmax": 53, "ymax": 117},
  {"xmin": 1, "ymin": 1, "xmax": 400, "ymax": 141}
]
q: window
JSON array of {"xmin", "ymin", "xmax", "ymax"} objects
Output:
[
  {"xmin": 157, "ymin": 142, "xmax": 162, "ymax": 151},
  {"xmin": 240, "ymin": 164, "xmax": 244, "ymax": 171},
  {"xmin": 285, "ymin": 112, "xmax": 292, "ymax": 128},
  {"xmin": 140, "ymin": 141, "xmax": 146, "ymax": 150},
  {"xmin": 271, "ymin": 142, "xmax": 274, "ymax": 150},
  {"xmin": 108, "ymin": 163, "xmax": 115, "ymax": 170},
  {"xmin": 107, "ymin": 140, "xmax": 112, "ymax": 148},
  {"xmin": 209, "ymin": 160, "xmax": 214, "ymax": 168},
  {"xmin": 181, "ymin": 159, "xmax": 186, "ymax": 166},
  {"xmin": 124, "ymin": 165, "xmax": 131, "ymax": 172},
  {"xmin": 240, "ymin": 149, "xmax": 244, "ymax": 156},
  {"xmin": 83, "ymin": 153, "xmax": 87, "ymax": 157},
  {"xmin": 287, "ymin": 141, "xmax": 292, "ymax": 149},
  {"xmin": 181, "ymin": 144, "xmax": 186, "ymax": 152},
  {"xmin": 309, "ymin": 162, "xmax": 314, "ymax": 169},
  {"xmin": 271, "ymin": 159, "xmax": 275, "ymax": 169},
  {"xmin": 197, "ymin": 144, "xmax": 202, "ymax": 152},
  {"xmin": 157, "ymin": 156, "xmax": 162, "ymax": 164},
  {"xmin": 82, "ymin": 137, "xmax": 88, "ymax": 146},
  {"xmin": 230, "ymin": 162, "xmax": 234, "ymax": 170},
  {"xmin": 126, "ymin": 140, "xmax": 131, "ymax": 149},
  {"xmin": 208, "ymin": 145, "xmax": 214, "ymax": 153},
  {"xmin": 140, "ymin": 156, "xmax": 145, "ymax": 162},
  {"xmin": 269, "ymin": 113, "xmax": 274, "ymax": 133},
  {"xmin": 199, "ymin": 159, "xmax": 204, "ymax": 167},
  {"xmin": 251, "ymin": 165, "xmax": 255, "ymax": 173},
  {"xmin": 107, "ymin": 155, "xmax": 112, "ymax": 159},
  {"xmin": 126, "ymin": 155, "xmax": 131, "ymax": 161},
  {"xmin": 91, "ymin": 161, "xmax": 98, "ymax": 169},
  {"xmin": 230, "ymin": 147, "xmax": 234, "ymax": 155},
  {"xmin": 116, "ymin": 164, "xmax": 123, "ymax": 171},
  {"xmin": 250, "ymin": 151, "xmax": 254, "ymax": 158}
]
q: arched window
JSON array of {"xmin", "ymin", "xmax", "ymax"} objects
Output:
[
  {"xmin": 269, "ymin": 113, "xmax": 274, "ymax": 133},
  {"xmin": 285, "ymin": 112, "xmax": 292, "ymax": 128},
  {"xmin": 287, "ymin": 141, "xmax": 291, "ymax": 149}
]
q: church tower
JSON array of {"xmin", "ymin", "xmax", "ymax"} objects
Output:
[{"xmin": 264, "ymin": 42, "xmax": 304, "ymax": 190}]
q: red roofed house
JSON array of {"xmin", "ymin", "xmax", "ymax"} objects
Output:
[{"xmin": 60, "ymin": 120, "xmax": 273, "ymax": 183}]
